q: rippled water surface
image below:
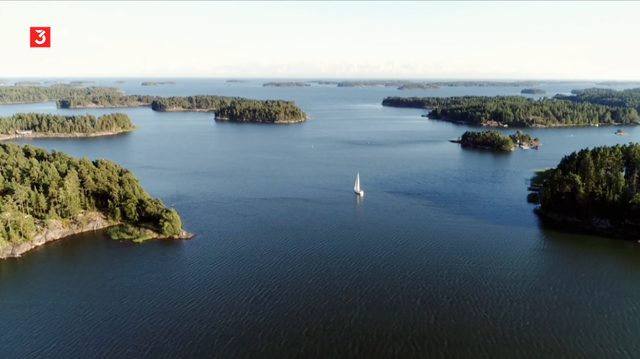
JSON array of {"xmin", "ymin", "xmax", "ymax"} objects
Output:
[{"xmin": 1, "ymin": 79, "xmax": 640, "ymax": 359}]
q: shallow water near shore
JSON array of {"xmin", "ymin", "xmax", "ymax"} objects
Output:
[{"xmin": 1, "ymin": 79, "xmax": 640, "ymax": 359}]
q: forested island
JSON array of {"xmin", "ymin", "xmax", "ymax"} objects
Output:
[
  {"xmin": 57, "ymin": 94, "xmax": 160, "ymax": 109},
  {"xmin": 383, "ymin": 88, "xmax": 640, "ymax": 127},
  {"xmin": 0, "ymin": 86, "xmax": 124, "ymax": 105},
  {"xmin": 397, "ymin": 83, "xmax": 440, "ymax": 91},
  {"xmin": 151, "ymin": 95, "xmax": 309, "ymax": 123},
  {"xmin": 450, "ymin": 130, "xmax": 541, "ymax": 152},
  {"xmin": 0, "ymin": 142, "xmax": 190, "ymax": 259},
  {"xmin": 529, "ymin": 143, "xmax": 640, "ymax": 240},
  {"xmin": 263, "ymin": 82, "xmax": 310, "ymax": 87},
  {"xmin": 141, "ymin": 82, "xmax": 176, "ymax": 86},
  {"xmin": 0, "ymin": 113, "xmax": 138, "ymax": 140},
  {"xmin": 116, "ymin": 81, "xmax": 126, "ymax": 83},
  {"xmin": 226, "ymin": 79, "xmax": 248, "ymax": 83},
  {"xmin": 521, "ymin": 88, "xmax": 547, "ymax": 94}
]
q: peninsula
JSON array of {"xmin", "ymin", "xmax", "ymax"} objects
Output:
[
  {"xmin": 521, "ymin": 88, "xmax": 547, "ymax": 94},
  {"xmin": 382, "ymin": 88, "xmax": 640, "ymax": 127},
  {"xmin": 530, "ymin": 143, "xmax": 640, "ymax": 240},
  {"xmin": 0, "ymin": 113, "xmax": 138, "ymax": 141},
  {"xmin": 263, "ymin": 82, "xmax": 310, "ymax": 87},
  {"xmin": 151, "ymin": 95, "xmax": 309, "ymax": 123},
  {"xmin": 0, "ymin": 142, "xmax": 190, "ymax": 259},
  {"xmin": 57, "ymin": 94, "xmax": 160, "ymax": 109}
]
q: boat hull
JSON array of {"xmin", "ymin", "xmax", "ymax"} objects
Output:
[{"xmin": 355, "ymin": 190, "xmax": 364, "ymax": 196}]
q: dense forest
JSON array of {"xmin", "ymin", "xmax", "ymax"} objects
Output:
[
  {"xmin": 521, "ymin": 89, "xmax": 547, "ymax": 94},
  {"xmin": 215, "ymin": 99, "xmax": 309, "ymax": 123},
  {"xmin": 57, "ymin": 94, "xmax": 159, "ymax": 108},
  {"xmin": 151, "ymin": 95, "xmax": 308, "ymax": 123},
  {"xmin": 534, "ymin": 143, "xmax": 640, "ymax": 238},
  {"xmin": 554, "ymin": 88, "xmax": 640, "ymax": 111},
  {"xmin": 0, "ymin": 113, "xmax": 136, "ymax": 135},
  {"xmin": 382, "ymin": 93, "xmax": 640, "ymax": 127},
  {"xmin": 453, "ymin": 130, "xmax": 515, "ymax": 151},
  {"xmin": 0, "ymin": 142, "xmax": 183, "ymax": 249},
  {"xmin": 397, "ymin": 83, "xmax": 439, "ymax": 91},
  {"xmin": 263, "ymin": 82, "xmax": 310, "ymax": 87},
  {"xmin": 0, "ymin": 86, "xmax": 123, "ymax": 105}
]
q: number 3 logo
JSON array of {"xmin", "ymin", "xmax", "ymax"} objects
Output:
[{"xmin": 34, "ymin": 29, "xmax": 46, "ymax": 45}]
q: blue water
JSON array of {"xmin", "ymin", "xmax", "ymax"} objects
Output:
[{"xmin": 1, "ymin": 80, "xmax": 639, "ymax": 359}]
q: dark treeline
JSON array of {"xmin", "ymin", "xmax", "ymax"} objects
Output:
[
  {"xmin": 555, "ymin": 88, "xmax": 640, "ymax": 111},
  {"xmin": 57, "ymin": 94, "xmax": 160, "ymax": 108},
  {"xmin": 0, "ymin": 86, "xmax": 123, "ymax": 105},
  {"xmin": 151, "ymin": 95, "xmax": 237, "ymax": 111},
  {"xmin": 382, "ymin": 94, "xmax": 640, "ymax": 127},
  {"xmin": 0, "ymin": 142, "xmax": 183, "ymax": 246},
  {"xmin": 536, "ymin": 143, "xmax": 640, "ymax": 235},
  {"xmin": 0, "ymin": 113, "xmax": 136, "ymax": 135},
  {"xmin": 263, "ymin": 82, "xmax": 310, "ymax": 87},
  {"xmin": 151, "ymin": 95, "xmax": 308, "ymax": 123},
  {"xmin": 215, "ymin": 99, "xmax": 309, "ymax": 123},
  {"xmin": 521, "ymin": 88, "xmax": 547, "ymax": 94}
]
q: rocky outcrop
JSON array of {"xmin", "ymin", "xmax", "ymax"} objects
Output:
[{"xmin": 0, "ymin": 213, "xmax": 114, "ymax": 259}]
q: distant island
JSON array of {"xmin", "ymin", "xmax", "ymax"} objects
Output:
[
  {"xmin": 383, "ymin": 88, "xmax": 640, "ymax": 127},
  {"xmin": 529, "ymin": 143, "xmax": 640, "ymax": 240},
  {"xmin": 0, "ymin": 86, "xmax": 124, "ymax": 105},
  {"xmin": 226, "ymin": 79, "xmax": 248, "ymax": 83},
  {"xmin": 0, "ymin": 142, "xmax": 190, "ymax": 259},
  {"xmin": 0, "ymin": 113, "xmax": 138, "ymax": 141},
  {"xmin": 116, "ymin": 80, "xmax": 126, "ymax": 83},
  {"xmin": 43, "ymin": 81, "xmax": 59, "ymax": 84},
  {"xmin": 57, "ymin": 94, "xmax": 160, "ymax": 109},
  {"xmin": 141, "ymin": 81, "xmax": 176, "ymax": 86},
  {"xmin": 450, "ymin": 130, "xmax": 541, "ymax": 152},
  {"xmin": 521, "ymin": 88, "xmax": 547, "ymax": 94},
  {"xmin": 70, "ymin": 81, "xmax": 97, "ymax": 85},
  {"xmin": 616, "ymin": 129, "xmax": 629, "ymax": 135},
  {"xmin": 397, "ymin": 83, "xmax": 440, "ymax": 91},
  {"xmin": 263, "ymin": 82, "xmax": 310, "ymax": 87},
  {"xmin": 15, "ymin": 81, "xmax": 41, "ymax": 87},
  {"xmin": 151, "ymin": 95, "xmax": 309, "ymax": 123},
  {"xmin": 337, "ymin": 80, "xmax": 414, "ymax": 88}
]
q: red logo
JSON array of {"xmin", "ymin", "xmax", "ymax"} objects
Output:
[{"xmin": 30, "ymin": 27, "xmax": 51, "ymax": 48}]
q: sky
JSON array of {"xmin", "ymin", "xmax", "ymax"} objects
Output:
[{"xmin": 1, "ymin": 1, "xmax": 639, "ymax": 80}]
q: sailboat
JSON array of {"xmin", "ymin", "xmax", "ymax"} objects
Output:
[{"xmin": 354, "ymin": 172, "xmax": 364, "ymax": 196}]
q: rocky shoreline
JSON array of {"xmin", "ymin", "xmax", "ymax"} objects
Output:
[
  {"xmin": 0, "ymin": 212, "xmax": 115, "ymax": 259},
  {"xmin": 534, "ymin": 207, "xmax": 640, "ymax": 241},
  {"xmin": 0, "ymin": 129, "xmax": 138, "ymax": 141}
]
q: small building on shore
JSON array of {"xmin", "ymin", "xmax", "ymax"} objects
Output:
[{"xmin": 15, "ymin": 130, "xmax": 33, "ymax": 136}]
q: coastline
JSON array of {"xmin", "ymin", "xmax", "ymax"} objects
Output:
[
  {"xmin": 422, "ymin": 114, "xmax": 633, "ymax": 129},
  {"xmin": 214, "ymin": 116, "xmax": 309, "ymax": 124},
  {"xmin": 534, "ymin": 207, "xmax": 640, "ymax": 241},
  {"xmin": 0, "ymin": 128, "xmax": 139, "ymax": 141},
  {"xmin": 0, "ymin": 212, "xmax": 116, "ymax": 259},
  {"xmin": 0, "ymin": 212, "xmax": 195, "ymax": 259},
  {"xmin": 61, "ymin": 102, "xmax": 151, "ymax": 109}
]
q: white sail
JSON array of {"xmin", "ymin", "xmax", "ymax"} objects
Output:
[{"xmin": 354, "ymin": 172, "xmax": 361, "ymax": 192}]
